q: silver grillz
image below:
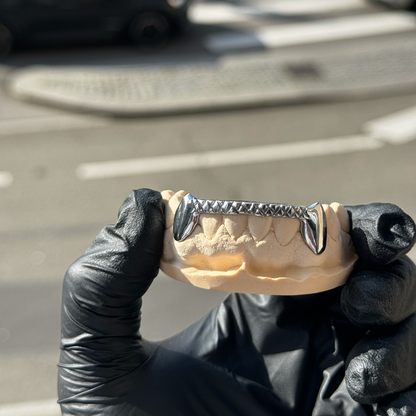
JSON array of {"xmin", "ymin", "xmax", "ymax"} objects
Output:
[{"xmin": 173, "ymin": 193, "xmax": 327, "ymax": 255}]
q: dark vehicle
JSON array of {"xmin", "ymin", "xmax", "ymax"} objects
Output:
[
  {"xmin": 370, "ymin": 0, "xmax": 416, "ymax": 9},
  {"xmin": 0, "ymin": 0, "xmax": 192, "ymax": 54}
]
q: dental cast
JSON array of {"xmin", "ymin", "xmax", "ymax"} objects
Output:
[{"xmin": 160, "ymin": 190, "xmax": 358, "ymax": 296}]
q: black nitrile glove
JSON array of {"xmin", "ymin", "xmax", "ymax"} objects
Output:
[
  {"xmin": 342, "ymin": 204, "xmax": 416, "ymax": 415},
  {"xmin": 59, "ymin": 190, "xmax": 416, "ymax": 416},
  {"xmin": 59, "ymin": 189, "xmax": 166, "ymax": 407}
]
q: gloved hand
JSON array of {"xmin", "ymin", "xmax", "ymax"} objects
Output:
[
  {"xmin": 59, "ymin": 189, "xmax": 416, "ymax": 416},
  {"xmin": 59, "ymin": 189, "xmax": 166, "ymax": 408},
  {"xmin": 160, "ymin": 199, "xmax": 416, "ymax": 415},
  {"xmin": 342, "ymin": 204, "xmax": 416, "ymax": 415}
]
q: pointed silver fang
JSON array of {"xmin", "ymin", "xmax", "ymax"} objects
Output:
[
  {"xmin": 173, "ymin": 193, "xmax": 200, "ymax": 242},
  {"xmin": 300, "ymin": 203, "xmax": 327, "ymax": 255},
  {"xmin": 173, "ymin": 193, "xmax": 327, "ymax": 254}
]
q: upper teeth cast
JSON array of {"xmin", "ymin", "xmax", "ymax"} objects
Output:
[{"xmin": 173, "ymin": 193, "xmax": 327, "ymax": 255}]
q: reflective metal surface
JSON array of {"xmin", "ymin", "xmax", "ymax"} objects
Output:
[
  {"xmin": 173, "ymin": 193, "xmax": 327, "ymax": 254},
  {"xmin": 300, "ymin": 203, "xmax": 327, "ymax": 255},
  {"xmin": 173, "ymin": 193, "xmax": 200, "ymax": 242}
]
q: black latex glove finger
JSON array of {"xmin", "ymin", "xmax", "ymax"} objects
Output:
[
  {"xmin": 345, "ymin": 312, "xmax": 416, "ymax": 404},
  {"xmin": 346, "ymin": 203, "xmax": 416, "ymax": 267},
  {"xmin": 376, "ymin": 385, "xmax": 416, "ymax": 416},
  {"xmin": 59, "ymin": 189, "xmax": 165, "ymax": 402},
  {"xmin": 89, "ymin": 188, "xmax": 165, "ymax": 279},
  {"xmin": 341, "ymin": 256, "xmax": 416, "ymax": 328},
  {"xmin": 62, "ymin": 188, "xmax": 165, "ymax": 334},
  {"xmin": 341, "ymin": 204, "xmax": 416, "ymax": 407},
  {"xmin": 342, "ymin": 203, "xmax": 416, "ymax": 328}
]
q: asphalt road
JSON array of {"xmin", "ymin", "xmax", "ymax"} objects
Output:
[{"xmin": 0, "ymin": 0, "xmax": 416, "ymax": 409}]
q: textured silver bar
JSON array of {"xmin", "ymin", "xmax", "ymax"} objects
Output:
[
  {"xmin": 192, "ymin": 198, "xmax": 309, "ymax": 219},
  {"xmin": 173, "ymin": 193, "xmax": 327, "ymax": 254}
]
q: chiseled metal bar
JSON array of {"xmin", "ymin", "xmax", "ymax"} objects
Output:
[{"xmin": 173, "ymin": 193, "xmax": 327, "ymax": 255}]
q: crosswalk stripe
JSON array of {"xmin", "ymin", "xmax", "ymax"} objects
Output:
[
  {"xmin": 205, "ymin": 12, "xmax": 416, "ymax": 52},
  {"xmin": 189, "ymin": 0, "xmax": 367, "ymax": 24},
  {"xmin": 189, "ymin": 3, "xmax": 251, "ymax": 24},
  {"xmin": 258, "ymin": 0, "xmax": 367, "ymax": 14}
]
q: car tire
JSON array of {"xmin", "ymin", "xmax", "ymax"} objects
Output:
[
  {"xmin": 129, "ymin": 12, "xmax": 171, "ymax": 48},
  {"xmin": 0, "ymin": 23, "xmax": 13, "ymax": 56}
]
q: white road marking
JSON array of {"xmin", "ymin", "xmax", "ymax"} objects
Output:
[
  {"xmin": 205, "ymin": 12, "xmax": 416, "ymax": 52},
  {"xmin": 189, "ymin": 0, "xmax": 367, "ymax": 24},
  {"xmin": 0, "ymin": 172, "xmax": 13, "ymax": 188},
  {"xmin": 77, "ymin": 135, "xmax": 382, "ymax": 180},
  {"xmin": 189, "ymin": 3, "xmax": 252, "ymax": 24},
  {"xmin": 77, "ymin": 105, "xmax": 416, "ymax": 181},
  {"xmin": 0, "ymin": 115, "xmax": 109, "ymax": 137},
  {"xmin": 364, "ymin": 105, "xmax": 416, "ymax": 144},
  {"xmin": 259, "ymin": 0, "xmax": 367, "ymax": 15},
  {"xmin": 0, "ymin": 399, "xmax": 59, "ymax": 416}
]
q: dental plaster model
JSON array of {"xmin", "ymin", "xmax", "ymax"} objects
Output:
[{"xmin": 160, "ymin": 190, "xmax": 358, "ymax": 296}]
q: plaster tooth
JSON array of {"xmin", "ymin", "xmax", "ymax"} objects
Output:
[
  {"xmin": 224, "ymin": 215, "xmax": 248, "ymax": 239},
  {"xmin": 162, "ymin": 226, "xmax": 174, "ymax": 262},
  {"xmin": 324, "ymin": 204, "xmax": 341, "ymax": 242},
  {"xmin": 248, "ymin": 216, "xmax": 273, "ymax": 241},
  {"xmin": 200, "ymin": 214, "xmax": 222, "ymax": 239},
  {"xmin": 273, "ymin": 218, "xmax": 299, "ymax": 246},
  {"xmin": 161, "ymin": 190, "xmax": 175, "ymax": 201},
  {"xmin": 331, "ymin": 202, "xmax": 350, "ymax": 233},
  {"xmin": 162, "ymin": 190, "xmax": 175, "ymax": 229}
]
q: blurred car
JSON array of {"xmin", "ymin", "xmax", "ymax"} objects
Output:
[
  {"xmin": 370, "ymin": 0, "xmax": 416, "ymax": 9},
  {"xmin": 0, "ymin": 0, "xmax": 192, "ymax": 54}
]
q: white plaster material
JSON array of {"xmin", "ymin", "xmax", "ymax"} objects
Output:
[{"xmin": 160, "ymin": 190, "xmax": 358, "ymax": 296}]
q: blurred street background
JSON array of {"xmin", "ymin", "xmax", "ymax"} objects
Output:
[{"xmin": 1, "ymin": 0, "xmax": 416, "ymax": 414}]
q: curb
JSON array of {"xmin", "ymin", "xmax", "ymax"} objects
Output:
[{"xmin": 6, "ymin": 40, "xmax": 416, "ymax": 117}]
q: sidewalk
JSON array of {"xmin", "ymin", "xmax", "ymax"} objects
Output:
[{"xmin": 5, "ymin": 36, "xmax": 416, "ymax": 117}]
